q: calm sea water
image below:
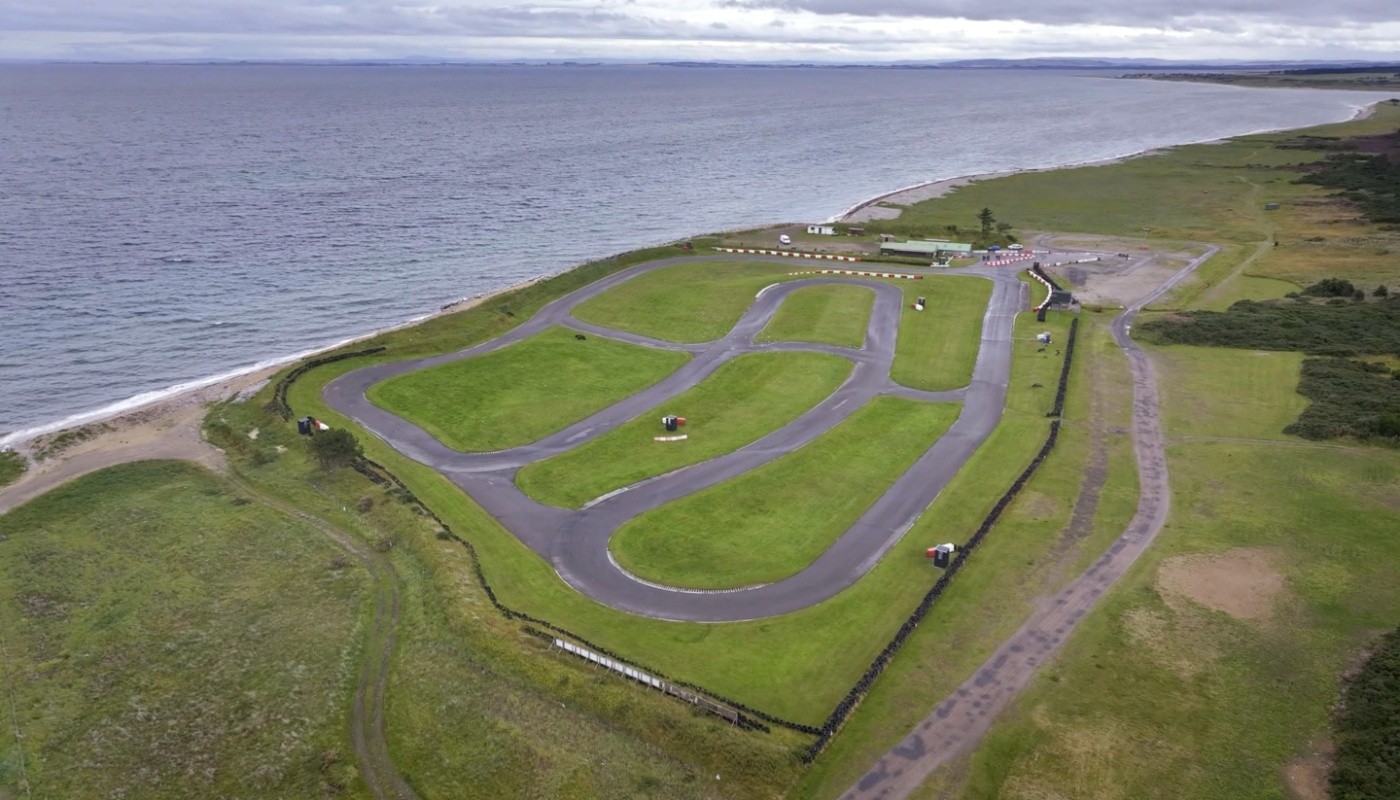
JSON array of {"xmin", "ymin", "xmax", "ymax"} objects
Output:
[{"xmin": 0, "ymin": 64, "xmax": 1392, "ymax": 443}]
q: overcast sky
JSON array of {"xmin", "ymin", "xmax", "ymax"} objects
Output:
[{"xmin": 2, "ymin": 0, "xmax": 1398, "ymax": 62}]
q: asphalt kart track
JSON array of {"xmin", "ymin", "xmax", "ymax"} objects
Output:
[{"xmin": 325, "ymin": 255, "xmax": 1027, "ymax": 622}]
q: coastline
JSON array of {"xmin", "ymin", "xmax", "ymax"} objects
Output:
[
  {"xmin": 1, "ymin": 97, "xmax": 1387, "ymax": 464},
  {"xmin": 0, "ymin": 275, "xmax": 543, "ymax": 454},
  {"xmin": 837, "ymin": 96, "xmax": 1386, "ymax": 223}
]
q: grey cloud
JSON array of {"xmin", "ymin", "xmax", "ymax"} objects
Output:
[{"xmin": 722, "ymin": 0, "xmax": 1397, "ymax": 29}]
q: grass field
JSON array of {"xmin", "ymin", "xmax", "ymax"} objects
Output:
[
  {"xmin": 892, "ymin": 277, "xmax": 993, "ymax": 391},
  {"xmin": 610, "ymin": 396, "xmax": 959, "ymax": 589},
  {"xmin": 756, "ymin": 284, "xmax": 875, "ymax": 348},
  {"xmin": 368, "ymin": 327, "xmax": 690, "ymax": 452},
  {"xmin": 516, "ymin": 351, "xmax": 852, "ymax": 508},
  {"xmin": 0, "ymin": 461, "xmax": 370, "ymax": 799},
  {"xmin": 572, "ymin": 260, "xmax": 795, "ymax": 342},
  {"xmin": 1152, "ymin": 345, "xmax": 1309, "ymax": 441},
  {"xmin": 944, "ymin": 407, "xmax": 1400, "ymax": 799}
]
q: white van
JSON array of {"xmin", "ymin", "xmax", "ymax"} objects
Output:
[{"xmin": 778, "ymin": 234, "xmax": 792, "ymax": 246}]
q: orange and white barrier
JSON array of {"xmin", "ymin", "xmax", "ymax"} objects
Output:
[
  {"xmin": 715, "ymin": 247, "xmax": 861, "ymax": 262},
  {"xmin": 790, "ymin": 269, "xmax": 923, "ymax": 280}
]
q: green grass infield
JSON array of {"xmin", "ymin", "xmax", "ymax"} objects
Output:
[
  {"xmin": 367, "ymin": 327, "xmax": 690, "ymax": 452},
  {"xmin": 516, "ymin": 351, "xmax": 853, "ymax": 508}
]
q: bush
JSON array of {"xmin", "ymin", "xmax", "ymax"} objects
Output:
[
  {"xmin": 1283, "ymin": 358, "xmax": 1400, "ymax": 441},
  {"xmin": 307, "ymin": 429, "xmax": 363, "ymax": 472},
  {"xmin": 1135, "ymin": 296, "xmax": 1400, "ymax": 356},
  {"xmin": 1303, "ymin": 277, "xmax": 1358, "ymax": 297},
  {"xmin": 1331, "ymin": 627, "xmax": 1400, "ymax": 800}
]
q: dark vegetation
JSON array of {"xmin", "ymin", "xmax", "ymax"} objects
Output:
[
  {"xmin": 1285, "ymin": 358, "xmax": 1400, "ymax": 441},
  {"xmin": 309, "ymin": 429, "xmax": 365, "ymax": 471},
  {"xmin": 1331, "ymin": 627, "xmax": 1400, "ymax": 800},
  {"xmin": 0, "ymin": 449, "xmax": 25, "ymax": 486},
  {"xmin": 1136, "ymin": 294, "xmax": 1400, "ymax": 357},
  {"xmin": 1297, "ymin": 130, "xmax": 1400, "ymax": 226}
]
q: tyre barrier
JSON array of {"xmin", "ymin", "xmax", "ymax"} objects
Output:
[
  {"xmin": 1047, "ymin": 318, "xmax": 1080, "ymax": 419},
  {"xmin": 267, "ymin": 346, "xmax": 386, "ymax": 420},
  {"xmin": 714, "ymin": 247, "xmax": 862, "ymax": 262},
  {"xmin": 800, "ymin": 325, "xmax": 1080, "ymax": 762}
]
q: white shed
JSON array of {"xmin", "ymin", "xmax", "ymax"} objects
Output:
[{"xmin": 807, "ymin": 225, "xmax": 837, "ymax": 236}]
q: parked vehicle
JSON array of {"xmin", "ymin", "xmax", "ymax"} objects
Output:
[{"xmin": 778, "ymin": 234, "xmax": 792, "ymax": 246}]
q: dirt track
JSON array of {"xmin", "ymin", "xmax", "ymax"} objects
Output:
[{"xmin": 838, "ymin": 245, "xmax": 1218, "ymax": 800}]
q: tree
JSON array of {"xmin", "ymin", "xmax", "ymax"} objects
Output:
[
  {"xmin": 995, "ymin": 221, "xmax": 1013, "ymax": 234},
  {"xmin": 308, "ymin": 428, "xmax": 363, "ymax": 472},
  {"xmin": 1375, "ymin": 284, "xmax": 1390, "ymax": 297},
  {"xmin": 977, "ymin": 207, "xmax": 995, "ymax": 234}
]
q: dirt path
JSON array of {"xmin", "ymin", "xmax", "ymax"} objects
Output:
[
  {"xmin": 837, "ymin": 245, "xmax": 1218, "ymax": 800},
  {"xmin": 226, "ymin": 475, "xmax": 421, "ymax": 800}
]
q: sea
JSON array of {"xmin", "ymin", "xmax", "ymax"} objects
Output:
[{"xmin": 1, "ymin": 64, "xmax": 1394, "ymax": 445}]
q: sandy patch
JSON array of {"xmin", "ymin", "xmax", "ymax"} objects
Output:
[
  {"xmin": 1157, "ymin": 548, "xmax": 1286, "ymax": 622},
  {"xmin": 1284, "ymin": 739, "xmax": 1334, "ymax": 800}
]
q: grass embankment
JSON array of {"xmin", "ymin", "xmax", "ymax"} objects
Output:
[
  {"xmin": 281, "ymin": 306, "xmax": 1081, "ymax": 728},
  {"xmin": 368, "ymin": 327, "xmax": 690, "ymax": 453},
  {"xmin": 517, "ymin": 352, "xmax": 852, "ymax": 508},
  {"xmin": 0, "ymin": 461, "xmax": 370, "ymax": 799},
  {"xmin": 892, "ymin": 277, "xmax": 993, "ymax": 391},
  {"xmin": 756, "ymin": 284, "xmax": 875, "ymax": 348},
  {"xmin": 611, "ymin": 397, "xmax": 959, "ymax": 589},
  {"xmin": 206, "ymin": 403, "xmax": 802, "ymax": 799},
  {"xmin": 0, "ymin": 450, "xmax": 25, "ymax": 486},
  {"xmin": 943, "ymin": 353, "xmax": 1400, "ymax": 799},
  {"xmin": 572, "ymin": 260, "xmax": 794, "ymax": 342}
]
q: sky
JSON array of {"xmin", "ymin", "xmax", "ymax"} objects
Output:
[{"xmin": 1, "ymin": 0, "xmax": 1398, "ymax": 63}]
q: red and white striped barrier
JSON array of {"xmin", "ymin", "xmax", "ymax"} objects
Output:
[
  {"xmin": 789, "ymin": 269, "xmax": 923, "ymax": 280},
  {"xmin": 715, "ymin": 247, "xmax": 862, "ymax": 262},
  {"xmin": 984, "ymin": 254, "xmax": 1036, "ymax": 267},
  {"xmin": 1027, "ymin": 267, "xmax": 1056, "ymax": 311}
]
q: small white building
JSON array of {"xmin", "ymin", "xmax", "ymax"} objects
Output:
[{"xmin": 807, "ymin": 225, "xmax": 837, "ymax": 236}]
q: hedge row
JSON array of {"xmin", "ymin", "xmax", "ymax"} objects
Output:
[{"xmin": 801, "ymin": 316, "xmax": 1081, "ymax": 761}]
